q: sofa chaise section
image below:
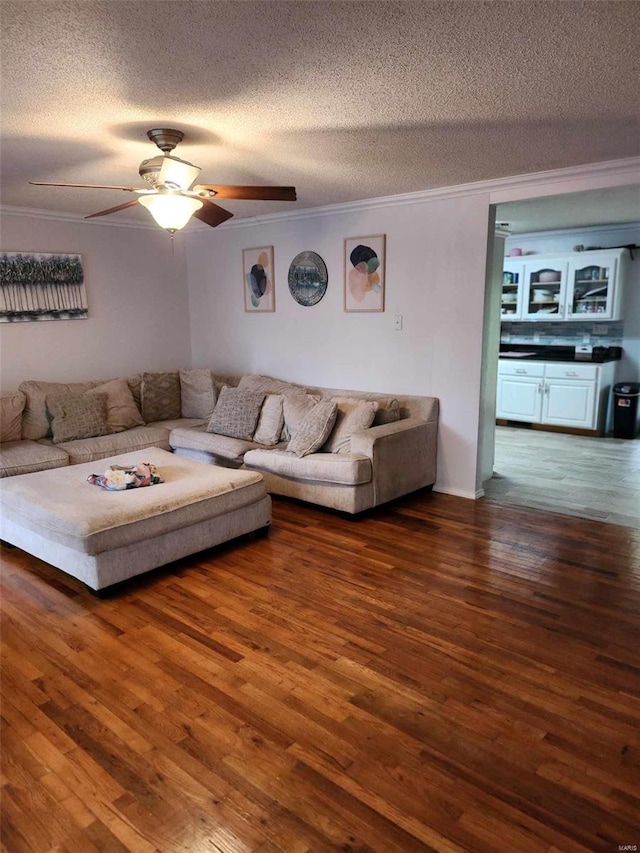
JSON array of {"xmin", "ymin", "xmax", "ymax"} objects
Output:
[{"xmin": 171, "ymin": 379, "xmax": 439, "ymax": 514}]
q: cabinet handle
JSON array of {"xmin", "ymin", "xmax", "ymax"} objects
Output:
[
  {"xmin": 544, "ymin": 382, "xmax": 550, "ymax": 394},
  {"xmin": 566, "ymin": 371, "xmax": 578, "ymax": 377},
  {"xmin": 515, "ymin": 369, "xmax": 527, "ymax": 374}
]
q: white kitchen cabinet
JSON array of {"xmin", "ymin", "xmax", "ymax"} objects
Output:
[
  {"xmin": 501, "ymin": 248, "xmax": 629, "ymax": 322},
  {"xmin": 497, "ymin": 360, "xmax": 615, "ymax": 432},
  {"xmin": 496, "ymin": 362, "xmax": 545, "ymax": 420},
  {"xmin": 542, "ymin": 365, "xmax": 598, "ymax": 429},
  {"xmin": 500, "ymin": 261, "xmax": 525, "ymax": 319},
  {"xmin": 522, "ymin": 260, "xmax": 569, "ymax": 320},
  {"xmin": 564, "ymin": 251, "xmax": 626, "ymax": 320}
]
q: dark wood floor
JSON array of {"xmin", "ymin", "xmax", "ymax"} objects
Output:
[{"xmin": 2, "ymin": 490, "xmax": 639, "ymax": 853}]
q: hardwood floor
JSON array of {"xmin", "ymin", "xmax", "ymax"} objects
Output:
[
  {"xmin": 2, "ymin": 491, "xmax": 639, "ymax": 852},
  {"xmin": 484, "ymin": 426, "xmax": 640, "ymax": 529}
]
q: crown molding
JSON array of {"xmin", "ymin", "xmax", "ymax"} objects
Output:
[
  {"xmin": 0, "ymin": 204, "xmax": 156, "ymax": 229},
  {"xmin": 487, "ymin": 157, "xmax": 640, "ymax": 205},
  {"xmin": 505, "ymin": 221, "xmax": 640, "ymax": 242},
  {"xmin": 3, "ymin": 157, "xmax": 639, "ymax": 233},
  {"xmin": 217, "ymin": 156, "xmax": 640, "ymax": 230}
]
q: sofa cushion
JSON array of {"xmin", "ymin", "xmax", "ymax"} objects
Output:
[
  {"xmin": 244, "ymin": 448, "xmax": 373, "ymax": 486},
  {"xmin": 322, "ymin": 399, "xmax": 379, "ymax": 454},
  {"xmin": 0, "ymin": 392, "xmax": 26, "ymax": 443},
  {"xmin": 47, "ymin": 393, "xmax": 111, "ymax": 444},
  {"xmin": 19, "ymin": 378, "xmax": 104, "ymax": 440},
  {"xmin": 180, "ymin": 368, "xmax": 217, "ymax": 419},
  {"xmin": 207, "ymin": 387, "xmax": 265, "ymax": 440},
  {"xmin": 0, "ymin": 440, "xmax": 69, "ymax": 477},
  {"xmin": 87, "ymin": 378, "xmax": 144, "ymax": 433},
  {"xmin": 238, "ymin": 374, "xmax": 307, "ymax": 395},
  {"xmin": 253, "ymin": 394, "xmax": 284, "ymax": 446},
  {"xmin": 287, "ymin": 401, "xmax": 337, "ymax": 457},
  {"xmin": 141, "ymin": 371, "xmax": 181, "ymax": 422},
  {"xmin": 170, "ymin": 424, "xmax": 263, "ymax": 463},
  {"xmin": 146, "ymin": 417, "xmax": 207, "ymax": 431},
  {"xmin": 42, "ymin": 425, "xmax": 172, "ymax": 465}
]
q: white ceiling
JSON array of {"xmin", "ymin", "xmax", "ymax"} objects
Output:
[{"xmin": 2, "ymin": 1, "xmax": 639, "ymax": 230}]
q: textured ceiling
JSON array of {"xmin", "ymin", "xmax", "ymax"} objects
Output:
[{"xmin": 1, "ymin": 1, "xmax": 639, "ymax": 228}]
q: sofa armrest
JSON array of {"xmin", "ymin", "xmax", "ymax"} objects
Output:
[{"xmin": 350, "ymin": 417, "xmax": 437, "ymax": 506}]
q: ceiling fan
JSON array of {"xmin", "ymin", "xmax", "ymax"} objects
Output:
[{"xmin": 29, "ymin": 128, "xmax": 297, "ymax": 233}]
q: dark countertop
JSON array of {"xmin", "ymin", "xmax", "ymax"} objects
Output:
[{"xmin": 499, "ymin": 344, "xmax": 621, "ymax": 364}]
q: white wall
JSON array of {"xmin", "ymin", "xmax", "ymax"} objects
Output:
[
  {"xmin": 505, "ymin": 223, "xmax": 640, "ymax": 382},
  {"xmin": 186, "ymin": 193, "xmax": 493, "ymax": 498},
  {"xmin": 0, "ymin": 212, "xmax": 192, "ymax": 392}
]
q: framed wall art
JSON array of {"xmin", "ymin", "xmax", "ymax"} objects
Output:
[
  {"xmin": 0, "ymin": 252, "xmax": 87, "ymax": 323},
  {"xmin": 243, "ymin": 246, "xmax": 275, "ymax": 312},
  {"xmin": 344, "ymin": 235, "xmax": 385, "ymax": 312},
  {"xmin": 288, "ymin": 251, "xmax": 328, "ymax": 307}
]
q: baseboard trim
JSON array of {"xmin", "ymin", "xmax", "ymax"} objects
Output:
[{"xmin": 433, "ymin": 485, "xmax": 483, "ymax": 500}]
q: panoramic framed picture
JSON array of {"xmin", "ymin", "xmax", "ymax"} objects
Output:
[
  {"xmin": 243, "ymin": 246, "xmax": 275, "ymax": 312},
  {"xmin": 343, "ymin": 235, "xmax": 386, "ymax": 312},
  {"xmin": 0, "ymin": 251, "xmax": 87, "ymax": 323}
]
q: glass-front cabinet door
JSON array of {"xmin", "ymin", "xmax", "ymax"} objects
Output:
[
  {"xmin": 522, "ymin": 261, "xmax": 568, "ymax": 320},
  {"xmin": 501, "ymin": 261, "xmax": 525, "ymax": 319},
  {"xmin": 565, "ymin": 255, "xmax": 620, "ymax": 320}
]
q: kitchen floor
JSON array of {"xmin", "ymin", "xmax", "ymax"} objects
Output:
[{"xmin": 483, "ymin": 425, "xmax": 640, "ymax": 529}]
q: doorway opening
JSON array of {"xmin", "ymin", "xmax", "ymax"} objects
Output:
[{"xmin": 481, "ymin": 188, "xmax": 640, "ymax": 528}]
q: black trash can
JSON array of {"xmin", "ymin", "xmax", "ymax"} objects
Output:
[{"xmin": 613, "ymin": 382, "xmax": 640, "ymax": 439}]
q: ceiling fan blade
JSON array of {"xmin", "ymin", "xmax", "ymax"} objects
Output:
[
  {"xmin": 192, "ymin": 200, "xmax": 234, "ymax": 228},
  {"xmin": 195, "ymin": 185, "xmax": 297, "ymax": 201},
  {"xmin": 30, "ymin": 181, "xmax": 138, "ymax": 191},
  {"xmin": 84, "ymin": 199, "xmax": 140, "ymax": 219}
]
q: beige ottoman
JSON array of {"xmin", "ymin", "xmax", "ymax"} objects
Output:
[{"xmin": 0, "ymin": 447, "xmax": 271, "ymax": 592}]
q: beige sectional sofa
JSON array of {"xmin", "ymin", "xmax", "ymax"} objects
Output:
[{"xmin": 0, "ymin": 370, "xmax": 439, "ymax": 514}]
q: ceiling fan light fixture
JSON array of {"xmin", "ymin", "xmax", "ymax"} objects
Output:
[
  {"xmin": 158, "ymin": 155, "xmax": 201, "ymax": 191},
  {"xmin": 138, "ymin": 192, "xmax": 203, "ymax": 233}
]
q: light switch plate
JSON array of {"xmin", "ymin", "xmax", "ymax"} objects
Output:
[{"xmin": 394, "ymin": 314, "xmax": 403, "ymax": 331}]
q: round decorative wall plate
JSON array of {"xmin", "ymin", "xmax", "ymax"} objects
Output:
[{"xmin": 287, "ymin": 251, "xmax": 328, "ymax": 306}]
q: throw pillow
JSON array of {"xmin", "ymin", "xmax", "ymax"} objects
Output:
[
  {"xmin": 206, "ymin": 387, "xmax": 265, "ymax": 440},
  {"xmin": 180, "ymin": 368, "xmax": 217, "ymax": 419},
  {"xmin": 46, "ymin": 393, "xmax": 111, "ymax": 444},
  {"xmin": 0, "ymin": 391, "xmax": 26, "ymax": 442},
  {"xmin": 19, "ymin": 379, "xmax": 102, "ymax": 440},
  {"xmin": 140, "ymin": 371, "xmax": 181, "ymax": 422},
  {"xmin": 331, "ymin": 395, "xmax": 400, "ymax": 426},
  {"xmin": 322, "ymin": 398, "xmax": 379, "ymax": 454},
  {"xmin": 253, "ymin": 394, "xmax": 285, "ymax": 446},
  {"xmin": 126, "ymin": 374, "xmax": 142, "ymax": 410},
  {"xmin": 282, "ymin": 394, "xmax": 321, "ymax": 441},
  {"xmin": 86, "ymin": 378, "xmax": 144, "ymax": 433},
  {"xmin": 374, "ymin": 398, "xmax": 400, "ymax": 425},
  {"xmin": 287, "ymin": 401, "xmax": 338, "ymax": 457}
]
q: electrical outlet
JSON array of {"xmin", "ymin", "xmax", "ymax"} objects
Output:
[
  {"xmin": 582, "ymin": 334, "xmax": 591, "ymax": 343},
  {"xmin": 533, "ymin": 333, "xmax": 540, "ymax": 343},
  {"xmin": 596, "ymin": 325, "xmax": 608, "ymax": 335},
  {"xmin": 394, "ymin": 314, "xmax": 403, "ymax": 331}
]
